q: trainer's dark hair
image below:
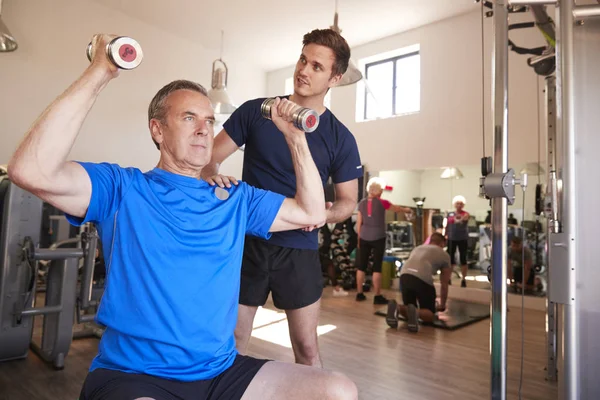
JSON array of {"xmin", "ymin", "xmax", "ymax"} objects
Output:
[
  {"xmin": 302, "ymin": 29, "xmax": 351, "ymax": 78},
  {"xmin": 148, "ymin": 80, "xmax": 208, "ymax": 150},
  {"xmin": 429, "ymin": 233, "xmax": 446, "ymax": 246}
]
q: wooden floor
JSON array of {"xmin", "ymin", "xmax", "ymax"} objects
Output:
[{"xmin": 0, "ymin": 287, "xmax": 557, "ymax": 400}]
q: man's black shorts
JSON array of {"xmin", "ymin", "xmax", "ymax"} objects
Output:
[
  {"xmin": 240, "ymin": 236, "xmax": 323, "ymax": 310},
  {"xmin": 79, "ymin": 355, "xmax": 268, "ymax": 400},
  {"xmin": 513, "ymin": 267, "xmax": 535, "ymax": 286},
  {"xmin": 400, "ymin": 274, "xmax": 437, "ymax": 314}
]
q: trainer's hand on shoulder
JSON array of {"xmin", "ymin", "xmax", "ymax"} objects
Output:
[{"xmin": 205, "ymin": 174, "xmax": 239, "ymax": 188}]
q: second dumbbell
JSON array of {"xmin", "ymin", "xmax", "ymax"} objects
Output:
[
  {"xmin": 86, "ymin": 36, "xmax": 143, "ymax": 70},
  {"xmin": 260, "ymin": 98, "xmax": 319, "ymax": 133}
]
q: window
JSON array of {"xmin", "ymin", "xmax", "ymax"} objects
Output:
[
  {"xmin": 363, "ymin": 51, "xmax": 420, "ymax": 120},
  {"xmin": 285, "ymin": 77, "xmax": 294, "ymax": 96},
  {"xmin": 285, "ymin": 77, "xmax": 331, "ymax": 109}
]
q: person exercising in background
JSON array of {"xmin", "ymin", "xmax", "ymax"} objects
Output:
[
  {"xmin": 446, "ymin": 195, "xmax": 470, "ymax": 287},
  {"xmin": 507, "ymin": 237, "xmax": 534, "ymax": 291},
  {"xmin": 203, "ymin": 28, "xmax": 362, "ymax": 367},
  {"xmin": 355, "ymin": 177, "xmax": 411, "ymax": 304},
  {"xmin": 386, "ymin": 233, "xmax": 451, "ymax": 332}
]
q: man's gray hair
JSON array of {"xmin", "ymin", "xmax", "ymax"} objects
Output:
[{"xmin": 148, "ymin": 80, "xmax": 209, "ymax": 150}]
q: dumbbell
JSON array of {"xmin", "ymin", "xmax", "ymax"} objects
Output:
[
  {"xmin": 86, "ymin": 36, "xmax": 143, "ymax": 70},
  {"xmin": 260, "ymin": 98, "xmax": 319, "ymax": 133}
]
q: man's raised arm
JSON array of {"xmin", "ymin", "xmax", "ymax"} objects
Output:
[
  {"xmin": 267, "ymin": 98, "xmax": 325, "ymax": 232},
  {"xmin": 8, "ymin": 34, "xmax": 120, "ymax": 218}
]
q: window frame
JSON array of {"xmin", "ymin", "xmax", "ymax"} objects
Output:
[{"xmin": 363, "ymin": 50, "xmax": 420, "ymax": 120}]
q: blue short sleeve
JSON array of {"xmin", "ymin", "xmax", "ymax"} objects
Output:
[
  {"xmin": 331, "ymin": 130, "xmax": 363, "ymax": 184},
  {"xmin": 65, "ymin": 162, "xmax": 135, "ymax": 226},
  {"xmin": 244, "ymin": 183, "xmax": 285, "ymax": 239},
  {"xmin": 222, "ymin": 99, "xmax": 262, "ymax": 147}
]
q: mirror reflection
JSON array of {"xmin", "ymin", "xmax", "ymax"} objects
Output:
[{"xmin": 366, "ymin": 163, "xmax": 547, "ymax": 297}]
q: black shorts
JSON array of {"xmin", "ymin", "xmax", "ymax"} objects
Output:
[
  {"xmin": 447, "ymin": 239, "xmax": 468, "ymax": 265},
  {"xmin": 400, "ymin": 274, "xmax": 437, "ymax": 313},
  {"xmin": 240, "ymin": 236, "xmax": 323, "ymax": 310},
  {"xmin": 356, "ymin": 238, "xmax": 386, "ymax": 273},
  {"xmin": 513, "ymin": 267, "xmax": 535, "ymax": 286},
  {"xmin": 79, "ymin": 355, "xmax": 268, "ymax": 400}
]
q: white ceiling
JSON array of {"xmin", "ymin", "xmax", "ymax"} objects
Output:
[{"xmin": 92, "ymin": 0, "xmax": 478, "ymax": 72}]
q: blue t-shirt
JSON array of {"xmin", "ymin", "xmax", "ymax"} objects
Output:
[
  {"xmin": 66, "ymin": 163, "xmax": 284, "ymax": 381},
  {"xmin": 223, "ymin": 96, "xmax": 363, "ymax": 250}
]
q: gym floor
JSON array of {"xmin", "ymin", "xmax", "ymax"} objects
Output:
[{"xmin": 0, "ymin": 288, "xmax": 556, "ymax": 400}]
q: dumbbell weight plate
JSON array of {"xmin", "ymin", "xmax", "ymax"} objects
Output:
[
  {"xmin": 86, "ymin": 36, "xmax": 143, "ymax": 70},
  {"xmin": 107, "ymin": 37, "xmax": 143, "ymax": 70}
]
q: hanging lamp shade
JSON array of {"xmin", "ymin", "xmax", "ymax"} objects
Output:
[
  {"xmin": 329, "ymin": 5, "xmax": 362, "ymax": 86},
  {"xmin": 440, "ymin": 167, "xmax": 464, "ymax": 180},
  {"xmin": 208, "ymin": 31, "xmax": 236, "ymax": 117},
  {"xmin": 0, "ymin": 0, "xmax": 18, "ymax": 52},
  {"xmin": 208, "ymin": 60, "xmax": 236, "ymax": 115}
]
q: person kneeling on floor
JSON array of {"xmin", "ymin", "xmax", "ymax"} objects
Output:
[{"xmin": 386, "ymin": 233, "xmax": 451, "ymax": 332}]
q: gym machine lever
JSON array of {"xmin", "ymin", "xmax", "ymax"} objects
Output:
[{"xmin": 18, "ymin": 229, "xmax": 99, "ymax": 320}]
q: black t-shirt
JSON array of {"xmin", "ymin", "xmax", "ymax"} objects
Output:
[{"xmin": 223, "ymin": 97, "xmax": 363, "ymax": 250}]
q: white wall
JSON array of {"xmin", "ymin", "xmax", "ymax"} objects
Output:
[
  {"xmin": 0, "ymin": 0, "xmax": 266, "ymax": 177},
  {"xmin": 378, "ymin": 170, "xmax": 421, "ymax": 206},
  {"xmin": 266, "ymin": 9, "xmax": 548, "ymax": 173},
  {"xmin": 419, "ymin": 166, "xmax": 491, "ymax": 219},
  {"xmin": 382, "ymin": 165, "xmax": 542, "ymax": 222}
]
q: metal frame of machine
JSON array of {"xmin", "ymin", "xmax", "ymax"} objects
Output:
[{"xmin": 480, "ymin": 1, "xmax": 600, "ymax": 398}]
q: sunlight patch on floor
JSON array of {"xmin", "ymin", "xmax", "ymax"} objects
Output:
[{"xmin": 250, "ymin": 307, "xmax": 337, "ymax": 348}]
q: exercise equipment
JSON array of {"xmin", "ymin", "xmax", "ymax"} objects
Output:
[
  {"xmin": 375, "ymin": 299, "xmax": 490, "ymax": 330},
  {"xmin": 0, "ymin": 178, "xmax": 100, "ymax": 369},
  {"xmin": 480, "ymin": 0, "xmax": 556, "ymax": 77},
  {"xmin": 385, "ymin": 221, "xmax": 414, "ymax": 251},
  {"xmin": 319, "ymin": 220, "xmax": 357, "ymax": 290},
  {"xmin": 86, "ymin": 36, "xmax": 143, "ymax": 70},
  {"xmin": 478, "ymin": 222, "xmax": 547, "ymax": 295},
  {"xmin": 0, "ymin": 177, "xmax": 42, "ymax": 364},
  {"xmin": 260, "ymin": 97, "xmax": 319, "ymax": 132},
  {"xmin": 477, "ymin": 1, "xmax": 600, "ymax": 397}
]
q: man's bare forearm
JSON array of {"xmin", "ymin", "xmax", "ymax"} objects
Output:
[
  {"xmin": 286, "ymin": 136, "xmax": 325, "ymax": 223},
  {"xmin": 326, "ymin": 198, "xmax": 356, "ymax": 223},
  {"xmin": 9, "ymin": 66, "xmax": 112, "ymax": 187},
  {"xmin": 441, "ymin": 282, "xmax": 449, "ymax": 308}
]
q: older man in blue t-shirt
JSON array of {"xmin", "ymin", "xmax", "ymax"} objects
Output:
[
  {"xmin": 204, "ymin": 28, "xmax": 362, "ymax": 368},
  {"xmin": 7, "ymin": 34, "xmax": 357, "ymax": 400}
]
